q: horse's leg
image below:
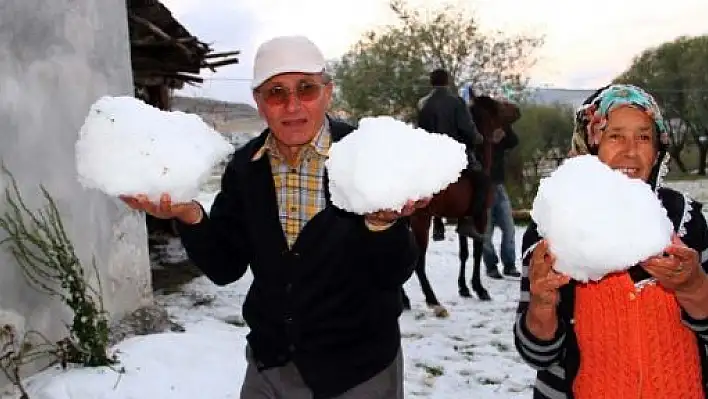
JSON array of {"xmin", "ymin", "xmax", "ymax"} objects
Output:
[
  {"xmin": 400, "ymin": 287, "xmax": 411, "ymax": 310},
  {"xmin": 410, "ymin": 214, "xmax": 448, "ymax": 318},
  {"xmin": 471, "ymin": 238, "xmax": 492, "ymax": 301},
  {"xmin": 432, "ymin": 216, "xmax": 445, "ymax": 241},
  {"xmin": 457, "ymin": 234, "xmax": 472, "ymax": 297}
]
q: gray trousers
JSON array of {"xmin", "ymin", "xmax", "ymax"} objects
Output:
[{"xmin": 239, "ymin": 346, "xmax": 404, "ymax": 399}]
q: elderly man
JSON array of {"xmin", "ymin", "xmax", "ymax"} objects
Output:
[{"xmin": 122, "ymin": 35, "xmax": 426, "ymax": 398}]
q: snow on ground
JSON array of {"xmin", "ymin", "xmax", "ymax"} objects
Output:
[
  {"xmin": 666, "ymin": 179, "xmax": 708, "ymax": 212},
  {"xmin": 396, "ymin": 227, "xmax": 534, "ymax": 398},
  {"xmin": 13, "ymin": 320, "xmax": 247, "ymax": 399},
  {"xmin": 20, "ymin": 160, "xmax": 708, "ymax": 399},
  {"xmin": 155, "ymin": 225, "xmax": 535, "ymax": 398},
  {"xmin": 4, "ymin": 225, "xmax": 533, "ymax": 399}
]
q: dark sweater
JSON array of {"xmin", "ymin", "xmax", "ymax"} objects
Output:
[
  {"xmin": 175, "ymin": 118, "xmax": 418, "ymax": 399},
  {"xmin": 489, "ymin": 125, "xmax": 519, "ymax": 184},
  {"xmin": 417, "ymin": 87, "xmax": 483, "ymax": 147}
]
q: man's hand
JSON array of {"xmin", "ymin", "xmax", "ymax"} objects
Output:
[
  {"xmin": 491, "ymin": 128, "xmax": 506, "ymax": 144},
  {"xmin": 120, "ymin": 193, "xmax": 204, "ymax": 225},
  {"xmin": 364, "ymin": 197, "xmax": 431, "ymax": 227}
]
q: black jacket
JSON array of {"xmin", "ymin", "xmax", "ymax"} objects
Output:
[
  {"xmin": 416, "ymin": 87, "xmax": 483, "ymax": 147},
  {"xmin": 489, "ymin": 125, "xmax": 519, "ymax": 184},
  {"xmin": 175, "ymin": 118, "xmax": 418, "ymax": 399}
]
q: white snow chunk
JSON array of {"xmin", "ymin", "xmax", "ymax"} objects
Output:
[
  {"xmin": 13, "ymin": 320, "xmax": 246, "ymax": 399},
  {"xmin": 75, "ymin": 96, "xmax": 234, "ymax": 203},
  {"xmin": 531, "ymin": 154, "xmax": 673, "ymax": 282},
  {"xmin": 325, "ymin": 116, "xmax": 467, "ymax": 214}
]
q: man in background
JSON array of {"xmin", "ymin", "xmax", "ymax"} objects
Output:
[
  {"xmin": 482, "ymin": 123, "xmax": 521, "ymax": 278},
  {"xmin": 416, "ymin": 69, "xmax": 487, "ymax": 240}
]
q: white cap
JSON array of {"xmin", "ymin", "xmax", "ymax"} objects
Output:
[{"xmin": 251, "ymin": 35, "xmax": 326, "ymax": 90}]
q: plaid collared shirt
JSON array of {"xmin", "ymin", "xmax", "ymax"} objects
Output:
[{"xmin": 251, "ymin": 122, "xmax": 331, "ymax": 247}]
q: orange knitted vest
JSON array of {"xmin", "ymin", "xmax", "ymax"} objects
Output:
[{"xmin": 573, "ymin": 272, "xmax": 703, "ymax": 398}]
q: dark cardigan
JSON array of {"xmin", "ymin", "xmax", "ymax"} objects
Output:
[{"xmin": 176, "ymin": 118, "xmax": 419, "ymax": 399}]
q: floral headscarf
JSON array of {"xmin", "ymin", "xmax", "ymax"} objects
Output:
[
  {"xmin": 571, "ymin": 84, "xmax": 669, "ymax": 154},
  {"xmin": 570, "ymin": 84, "xmax": 671, "ymax": 190}
]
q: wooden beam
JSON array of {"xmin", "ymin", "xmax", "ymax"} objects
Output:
[
  {"xmin": 133, "ymin": 76, "xmax": 167, "ymax": 86},
  {"xmin": 131, "ymin": 55, "xmax": 201, "ymax": 74},
  {"xmin": 175, "ymin": 36, "xmax": 200, "ymax": 44},
  {"xmin": 131, "ymin": 41, "xmax": 176, "ymax": 48},
  {"xmin": 136, "ymin": 71, "xmax": 204, "ymax": 82},
  {"xmin": 204, "ymin": 50, "xmax": 241, "ymax": 59},
  {"xmin": 134, "ymin": 78, "xmax": 186, "ymax": 90},
  {"xmin": 202, "ymin": 57, "xmax": 240, "ymax": 69},
  {"xmin": 134, "ymin": 72, "xmax": 203, "ymax": 84},
  {"xmin": 128, "ymin": 13, "xmax": 172, "ymax": 41},
  {"xmin": 131, "ymin": 48, "xmax": 197, "ymax": 61},
  {"xmin": 132, "ymin": 36, "xmax": 200, "ymax": 46},
  {"xmin": 128, "ymin": 13, "xmax": 194, "ymax": 58},
  {"xmin": 168, "ymin": 73, "xmax": 204, "ymax": 83}
]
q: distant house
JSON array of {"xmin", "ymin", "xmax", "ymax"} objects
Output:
[{"xmin": 525, "ymin": 88, "xmax": 596, "ymax": 110}]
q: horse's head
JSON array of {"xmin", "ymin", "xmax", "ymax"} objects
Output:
[
  {"xmin": 468, "ymin": 95, "xmax": 519, "ymax": 144},
  {"xmin": 497, "ymin": 98, "xmax": 521, "ymax": 125},
  {"xmin": 466, "ymin": 93, "xmax": 521, "ymax": 171},
  {"xmin": 468, "ymin": 95, "xmax": 521, "ymax": 134}
]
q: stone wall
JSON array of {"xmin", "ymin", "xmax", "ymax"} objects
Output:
[{"xmin": 0, "ymin": 0, "xmax": 152, "ymax": 381}]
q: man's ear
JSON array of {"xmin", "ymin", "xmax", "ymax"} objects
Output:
[
  {"xmin": 253, "ymin": 92, "xmax": 266, "ymax": 119},
  {"xmin": 323, "ymin": 82, "xmax": 334, "ymax": 105}
]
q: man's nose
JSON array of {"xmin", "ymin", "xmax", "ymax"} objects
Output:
[{"xmin": 284, "ymin": 91, "xmax": 302, "ymax": 112}]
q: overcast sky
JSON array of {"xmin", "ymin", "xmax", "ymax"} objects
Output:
[{"xmin": 160, "ymin": 0, "xmax": 708, "ymax": 105}]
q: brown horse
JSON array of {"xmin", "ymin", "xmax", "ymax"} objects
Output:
[{"xmin": 402, "ymin": 94, "xmax": 521, "ymax": 317}]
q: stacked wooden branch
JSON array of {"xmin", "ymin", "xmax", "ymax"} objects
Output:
[
  {"xmin": 127, "ymin": 0, "xmax": 240, "ymax": 88},
  {"xmin": 129, "ymin": 13, "xmax": 197, "ymax": 60},
  {"xmin": 202, "ymin": 51, "xmax": 240, "ymax": 71}
]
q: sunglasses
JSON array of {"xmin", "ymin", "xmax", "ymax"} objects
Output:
[{"xmin": 258, "ymin": 80, "xmax": 327, "ymax": 106}]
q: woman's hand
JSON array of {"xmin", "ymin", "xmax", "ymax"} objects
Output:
[
  {"xmin": 641, "ymin": 235, "xmax": 705, "ymax": 294},
  {"xmin": 529, "ymin": 240, "xmax": 571, "ymax": 309},
  {"xmin": 642, "ymin": 235, "xmax": 708, "ymax": 319},
  {"xmin": 525, "ymin": 239, "xmax": 571, "ymax": 340}
]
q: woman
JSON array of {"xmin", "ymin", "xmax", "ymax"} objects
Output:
[{"xmin": 514, "ymin": 84, "xmax": 708, "ymax": 398}]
